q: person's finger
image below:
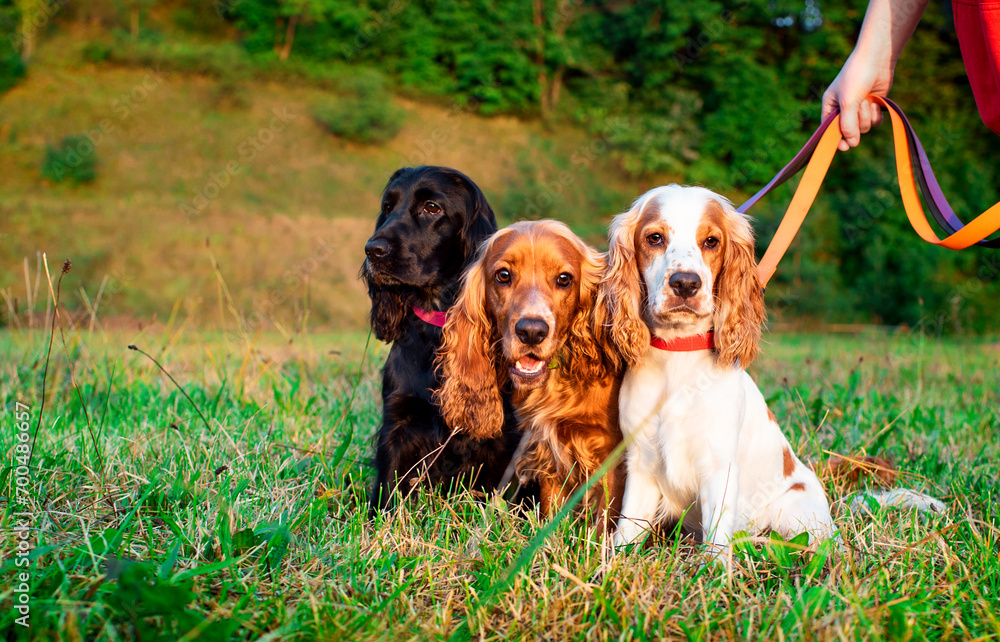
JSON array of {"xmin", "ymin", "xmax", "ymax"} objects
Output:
[
  {"xmin": 858, "ymin": 99, "xmax": 873, "ymax": 134},
  {"xmin": 821, "ymin": 90, "xmax": 838, "ymax": 120},
  {"xmin": 839, "ymin": 101, "xmax": 861, "ymax": 148},
  {"xmin": 871, "ymin": 102, "xmax": 883, "ymax": 128},
  {"xmin": 838, "ymin": 139, "xmax": 850, "ymax": 152}
]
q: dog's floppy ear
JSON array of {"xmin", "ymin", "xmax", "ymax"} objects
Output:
[
  {"xmin": 434, "ymin": 241, "xmax": 505, "ymax": 439},
  {"xmin": 566, "ymin": 242, "xmax": 610, "ymax": 382},
  {"xmin": 364, "ymin": 283, "xmax": 408, "ymax": 343},
  {"xmin": 457, "ymin": 174, "xmax": 498, "ymax": 258},
  {"xmin": 713, "ymin": 203, "xmax": 765, "ymax": 368},
  {"xmin": 596, "ymin": 203, "xmax": 649, "ymax": 367}
]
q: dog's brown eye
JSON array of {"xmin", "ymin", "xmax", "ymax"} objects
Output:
[
  {"xmin": 556, "ymin": 273, "xmax": 573, "ymax": 288},
  {"xmin": 495, "ymin": 268, "xmax": 511, "ymax": 284},
  {"xmin": 703, "ymin": 237, "xmax": 720, "ymax": 249},
  {"xmin": 647, "ymin": 233, "xmax": 663, "ymax": 246},
  {"xmin": 423, "ymin": 201, "xmax": 442, "ymax": 215}
]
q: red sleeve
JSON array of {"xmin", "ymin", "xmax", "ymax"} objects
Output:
[{"xmin": 954, "ymin": 0, "xmax": 1000, "ymax": 134}]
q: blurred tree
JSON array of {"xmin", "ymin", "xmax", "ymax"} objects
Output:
[
  {"xmin": 535, "ymin": 0, "xmax": 591, "ymax": 119},
  {"xmin": 275, "ymin": 0, "xmax": 334, "ymax": 60},
  {"xmin": 13, "ymin": 0, "xmax": 46, "ymax": 62},
  {"xmin": 122, "ymin": 0, "xmax": 158, "ymax": 39}
]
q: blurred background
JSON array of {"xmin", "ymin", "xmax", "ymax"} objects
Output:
[{"xmin": 1, "ymin": 0, "xmax": 998, "ymax": 336}]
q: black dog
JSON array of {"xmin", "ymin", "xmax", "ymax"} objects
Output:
[{"xmin": 361, "ymin": 166, "xmax": 523, "ymax": 516}]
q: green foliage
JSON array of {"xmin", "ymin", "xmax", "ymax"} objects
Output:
[
  {"xmin": 310, "ymin": 73, "xmax": 404, "ymax": 144},
  {"xmin": 0, "ymin": 4, "xmax": 25, "ymax": 94},
  {"xmin": 106, "ymin": 33, "xmax": 252, "ymax": 80},
  {"xmin": 58, "ymin": 0, "xmax": 124, "ymax": 28},
  {"xmin": 598, "ymin": 91, "xmax": 704, "ymax": 177},
  {"xmin": 228, "ymin": 0, "xmax": 539, "ymax": 113},
  {"xmin": 501, "ymin": 151, "xmax": 559, "ymax": 221},
  {"xmin": 101, "ymin": 556, "xmax": 241, "ymax": 640},
  {"xmin": 0, "ymin": 44, "xmax": 24, "ymax": 94},
  {"xmin": 80, "ymin": 41, "xmax": 111, "ymax": 63},
  {"xmin": 41, "ymin": 135, "xmax": 98, "ymax": 184},
  {"xmin": 170, "ymin": 1, "xmax": 234, "ymax": 37}
]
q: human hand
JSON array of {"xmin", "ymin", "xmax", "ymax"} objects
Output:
[{"xmin": 821, "ymin": 49, "xmax": 893, "ymax": 152}]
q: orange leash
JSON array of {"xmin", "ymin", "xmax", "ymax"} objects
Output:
[
  {"xmin": 754, "ymin": 113, "xmax": 841, "ymax": 287},
  {"xmin": 744, "ymin": 96, "xmax": 1000, "ymax": 288}
]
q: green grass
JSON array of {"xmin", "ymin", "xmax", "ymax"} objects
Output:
[{"xmin": 2, "ymin": 321, "xmax": 998, "ymax": 640}]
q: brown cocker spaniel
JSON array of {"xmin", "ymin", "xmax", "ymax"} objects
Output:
[{"xmin": 435, "ymin": 220, "xmax": 624, "ymax": 532}]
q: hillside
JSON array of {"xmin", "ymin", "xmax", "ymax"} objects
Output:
[
  {"xmin": 0, "ymin": 31, "xmax": 657, "ymax": 332},
  {"xmin": 3, "ymin": 2, "xmax": 1000, "ymax": 333}
]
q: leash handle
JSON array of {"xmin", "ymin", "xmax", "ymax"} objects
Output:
[{"xmin": 742, "ymin": 95, "xmax": 1000, "ymax": 288}]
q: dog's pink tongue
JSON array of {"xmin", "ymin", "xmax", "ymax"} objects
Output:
[{"xmin": 516, "ymin": 356, "xmax": 544, "ymax": 374}]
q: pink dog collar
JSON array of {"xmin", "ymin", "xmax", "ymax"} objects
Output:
[{"xmin": 412, "ymin": 306, "xmax": 448, "ymax": 328}]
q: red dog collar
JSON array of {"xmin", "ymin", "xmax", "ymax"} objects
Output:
[
  {"xmin": 649, "ymin": 331, "xmax": 715, "ymax": 352},
  {"xmin": 413, "ymin": 306, "xmax": 448, "ymax": 327}
]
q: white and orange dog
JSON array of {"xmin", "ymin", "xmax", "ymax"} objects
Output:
[{"xmin": 601, "ymin": 185, "xmax": 834, "ymax": 554}]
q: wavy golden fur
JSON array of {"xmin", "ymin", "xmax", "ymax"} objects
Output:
[
  {"xmin": 596, "ymin": 196, "xmax": 652, "ymax": 368},
  {"xmin": 711, "ymin": 201, "xmax": 765, "ymax": 368},
  {"xmin": 435, "ymin": 220, "xmax": 624, "ymax": 528}
]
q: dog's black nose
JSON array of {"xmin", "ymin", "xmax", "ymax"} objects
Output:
[
  {"xmin": 365, "ymin": 238, "xmax": 391, "ymax": 260},
  {"xmin": 668, "ymin": 272, "xmax": 702, "ymax": 299},
  {"xmin": 514, "ymin": 318, "xmax": 549, "ymax": 346}
]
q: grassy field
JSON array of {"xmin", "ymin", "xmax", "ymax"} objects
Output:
[{"xmin": 1, "ymin": 318, "xmax": 998, "ymax": 640}]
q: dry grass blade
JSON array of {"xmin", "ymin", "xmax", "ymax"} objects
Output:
[{"xmin": 28, "ymin": 257, "xmax": 71, "ymax": 463}]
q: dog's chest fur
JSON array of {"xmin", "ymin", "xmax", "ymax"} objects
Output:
[
  {"xmin": 514, "ymin": 368, "xmax": 620, "ymax": 479},
  {"xmin": 619, "ymin": 348, "xmax": 736, "ymax": 506},
  {"xmin": 384, "ymin": 315, "xmax": 443, "ymax": 400}
]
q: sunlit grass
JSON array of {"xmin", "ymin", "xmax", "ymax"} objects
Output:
[{"xmin": 1, "ymin": 326, "xmax": 998, "ymax": 639}]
